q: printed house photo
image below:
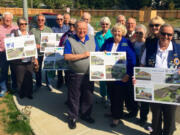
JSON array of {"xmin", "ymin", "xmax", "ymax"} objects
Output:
[
  {"xmin": 165, "ymin": 70, "xmax": 180, "ymax": 84},
  {"xmin": 24, "ymin": 40, "xmax": 35, "ymax": 47},
  {"xmin": 91, "ymin": 68, "xmax": 104, "ymax": 79},
  {"xmin": 40, "ymin": 43, "xmax": 55, "ymax": 52},
  {"xmin": 154, "ymin": 84, "xmax": 180, "ymax": 103},
  {"xmin": 7, "ymin": 48, "xmax": 24, "ymax": 59},
  {"xmin": 135, "ymin": 69, "xmax": 151, "ymax": 80},
  {"xmin": 91, "ymin": 56, "xmax": 104, "ymax": 65},
  {"xmin": 45, "ymin": 52, "xmax": 56, "ymax": 58},
  {"xmin": 55, "ymin": 58, "xmax": 69, "ymax": 69},
  {"xmin": 56, "ymin": 34, "xmax": 62, "ymax": 41},
  {"xmin": 135, "ymin": 87, "xmax": 152, "ymax": 100},
  {"xmin": 106, "ymin": 65, "xmax": 126, "ymax": 79},
  {"xmin": 25, "ymin": 49, "xmax": 36, "ymax": 57},
  {"xmin": 44, "ymin": 61, "xmax": 54, "ymax": 69}
]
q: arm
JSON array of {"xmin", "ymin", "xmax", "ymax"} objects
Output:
[{"xmin": 64, "ymin": 39, "xmax": 90, "ymax": 61}]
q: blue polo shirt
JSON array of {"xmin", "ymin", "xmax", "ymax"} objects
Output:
[
  {"xmin": 52, "ymin": 24, "xmax": 69, "ymax": 33},
  {"xmin": 64, "ymin": 34, "xmax": 99, "ymax": 54}
]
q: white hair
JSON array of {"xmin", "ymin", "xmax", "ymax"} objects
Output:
[
  {"xmin": 100, "ymin": 16, "xmax": 111, "ymax": 26},
  {"xmin": 3, "ymin": 12, "xmax": 13, "ymax": 19},
  {"xmin": 136, "ymin": 24, "xmax": 147, "ymax": 34}
]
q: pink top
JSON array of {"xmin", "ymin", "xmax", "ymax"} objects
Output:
[{"xmin": 0, "ymin": 24, "xmax": 18, "ymax": 52}]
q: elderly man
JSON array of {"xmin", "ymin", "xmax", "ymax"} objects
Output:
[
  {"xmin": 116, "ymin": 14, "xmax": 126, "ymax": 25},
  {"xmin": 64, "ymin": 20, "xmax": 98, "ymax": 129},
  {"xmin": 0, "ymin": 12, "xmax": 17, "ymax": 97},
  {"xmin": 141, "ymin": 24, "xmax": 180, "ymax": 135},
  {"xmin": 126, "ymin": 17, "xmax": 136, "ymax": 42},
  {"xmin": 52, "ymin": 14, "xmax": 69, "ymax": 88},
  {"xmin": 82, "ymin": 12, "xmax": 94, "ymax": 35},
  {"xmin": 63, "ymin": 13, "xmax": 70, "ymax": 28},
  {"xmin": 30, "ymin": 14, "xmax": 52, "ymax": 90}
]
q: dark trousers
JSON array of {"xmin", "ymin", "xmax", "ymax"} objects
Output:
[
  {"xmin": 107, "ymin": 82, "xmax": 124, "ymax": 119},
  {"xmin": 150, "ymin": 103, "xmax": 176, "ymax": 135},
  {"xmin": 0, "ymin": 52, "xmax": 8, "ymax": 83},
  {"xmin": 124, "ymin": 84, "xmax": 138, "ymax": 114},
  {"xmin": 9, "ymin": 63, "xmax": 17, "ymax": 89},
  {"xmin": 35, "ymin": 55, "xmax": 43, "ymax": 86},
  {"xmin": 68, "ymin": 73, "xmax": 94, "ymax": 120},
  {"xmin": 140, "ymin": 102, "xmax": 149, "ymax": 121},
  {"xmin": 15, "ymin": 63, "xmax": 33, "ymax": 97},
  {"xmin": 57, "ymin": 70, "xmax": 71, "ymax": 87}
]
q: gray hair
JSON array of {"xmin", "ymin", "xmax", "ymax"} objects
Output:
[
  {"xmin": 3, "ymin": 12, "xmax": 13, "ymax": 19},
  {"xmin": 160, "ymin": 23, "xmax": 174, "ymax": 33},
  {"xmin": 116, "ymin": 15, "xmax": 126, "ymax": 22},
  {"xmin": 69, "ymin": 18, "xmax": 77, "ymax": 24},
  {"xmin": 75, "ymin": 20, "xmax": 87, "ymax": 28},
  {"xmin": 36, "ymin": 14, "xmax": 46, "ymax": 21},
  {"xmin": 17, "ymin": 17, "xmax": 27, "ymax": 25},
  {"xmin": 100, "ymin": 16, "xmax": 111, "ymax": 25},
  {"xmin": 82, "ymin": 12, "xmax": 91, "ymax": 19},
  {"xmin": 135, "ymin": 24, "xmax": 147, "ymax": 34}
]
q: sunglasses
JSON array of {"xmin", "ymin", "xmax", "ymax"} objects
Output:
[
  {"xmin": 38, "ymin": 19, "xmax": 45, "ymax": 22},
  {"xmin": 69, "ymin": 23, "xmax": 75, "ymax": 26},
  {"xmin": 102, "ymin": 23, "xmax": 109, "ymax": 26},
  {"xmin": 160, "ymin": 32, "xmax": 173, "ymax": 37},
  {"xmin": 149, "ymin": 24, "xmax": 160, "ymax": 27},
  {"xmin": 56, "ymin": 18, "xmax": 63, "ymax": 21},
  {"xmin": 135, "ymin": 31, "xmax": 143, "ymax": 35},
  {"xmin": 19, "ymin": 23, "xmax": 27, "ymax": 26}
]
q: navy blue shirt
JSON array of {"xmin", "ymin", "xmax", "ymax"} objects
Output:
[
  {"xmin": 64, "ymin": 34, "xmax": 99, "ymax": 54},
  {"xmin": 52, "ymin": 24, "xmax": 69, "ymax": 33}
]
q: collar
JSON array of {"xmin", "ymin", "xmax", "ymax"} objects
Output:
[
  {"xmin": 157, "ymin": 40, "xmax": 173, "ymax": 52},
  {"xmin": 17, "ymin": 29, "xmax": 28, "ymax": 36},
  {"xmin": 74, "ymin": 34, "xmax": 89, "ymax": 43}
]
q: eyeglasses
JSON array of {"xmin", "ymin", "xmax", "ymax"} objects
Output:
[
  {"xmin": 160, "ymin": 32, "xmax": 173, "ymax": 37},
  {"xmin": 135, "ymin": 31, "xmax": 143, "ymax": 35},
  {"xmin": 56, "ymin": 18, "xmax": 63, "ymax": 21},
  {"xmin": 69, "ymin": 23, "xmax": 75, "ymax": 26},
  {"xmin": 38, "ymin": 19, "xmax": 45, "ymax": 22},
  {"xmin": 19, "ymin": 23, "xmax": 27, "ymax": 26},
  {"xmin": 102, "ymin": 23, "xmax": 109, "ymax": 26},
  {"xmin": 149, "ymin": 24, "xmax": 160, "ymax": 27}
]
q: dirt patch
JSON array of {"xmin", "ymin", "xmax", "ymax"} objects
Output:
[{"xmin": 0, "ymin": 98, "xmax": 9, "ymax": 135}]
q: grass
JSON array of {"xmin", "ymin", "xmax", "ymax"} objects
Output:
[{"xmin": 0, "ymin": 94, "xmax": 33, "ymax": 135}]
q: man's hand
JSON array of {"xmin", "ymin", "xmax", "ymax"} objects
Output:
[
  {"xmin": 83, "ymin": 51, "xmax": 90, "ymax": 58},
  {"xmin": 36, "ymin": 44, "xmax": 40, "ymax": 49},
  {"xmin": 122, "ymin": 74, "xmax": 129, "ymax": 83}
]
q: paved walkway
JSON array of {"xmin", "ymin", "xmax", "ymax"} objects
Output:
[{"xmin": 13, "ymin": 82, "xmax": 180, "ymax": 135}]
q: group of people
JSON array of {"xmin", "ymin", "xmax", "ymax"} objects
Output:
[{"xmin": 0, "ymin": 11, "xmax": 179, "ymax": 135}]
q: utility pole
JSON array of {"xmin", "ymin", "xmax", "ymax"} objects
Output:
[{"xmin": 23, "ymin": 0, "xmax": 29, "ymax": 30}]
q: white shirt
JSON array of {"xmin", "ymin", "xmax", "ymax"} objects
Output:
[
  {"xmin": 141, "ymin": 40, "xmax": 173, "ymax": 68},
  {"xmin": 87, "ymin": 23, "xmax": 95, "ymax": 35},
  {"xmin": 111, "ymin": 43, "xmax": 119, "ymax": 53}
]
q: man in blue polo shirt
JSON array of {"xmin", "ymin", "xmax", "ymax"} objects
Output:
[{"xmin": 64, "ymin": 20, "xmax": 98, "ymax": 129}]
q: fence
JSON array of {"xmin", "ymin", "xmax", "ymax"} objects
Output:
[{"xmin": 1, "ymin": 7, "xmax": 180, "ymax": 20}]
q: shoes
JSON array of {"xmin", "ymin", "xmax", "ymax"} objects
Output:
[
  {"xmin": 47, "ymin": 85, "xmax": 53, "ymax": 91},
  {"xmin": 80, "ymin": 115, "xmax": 95, "ymax": 124},
  {"xmin": 68, "ymin": 118, "xmax": 76, "ymax": 129},
  {"xmin": 124, "ymin": 112, "xmax": 137, "ymax": 119},
  {"xmin": 110, "ymin": 119, "xmax": 123, "ymax": 128},
  {"xmin": 27, "ymin": 95, "xmax": 33, "ymax": 100},
  {"xmin": 0, "ymin": 90, "xmax": 7, "ymax": 97}
]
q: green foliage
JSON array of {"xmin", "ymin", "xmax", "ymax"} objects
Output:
[{"xmin": 0, "ymin": 94, "xmax": 33, "ymax": 135}]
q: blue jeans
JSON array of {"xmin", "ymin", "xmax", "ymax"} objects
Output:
[{"xmin": 0, "ymin": 81, "xmax": 7, "ymax": 92}]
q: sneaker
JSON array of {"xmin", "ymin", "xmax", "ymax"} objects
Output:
[
  {"xmin": 68, "ymin": 118, "xmax": 76, "ymax": 129},
  {"xmin": 80, "ymin": 115, "xmax": 95, "ymax": 124}
]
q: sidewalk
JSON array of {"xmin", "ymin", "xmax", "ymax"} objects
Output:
[{"xmin": 13, "ymin": 82, "xmax": 180, "ymax": 135}]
